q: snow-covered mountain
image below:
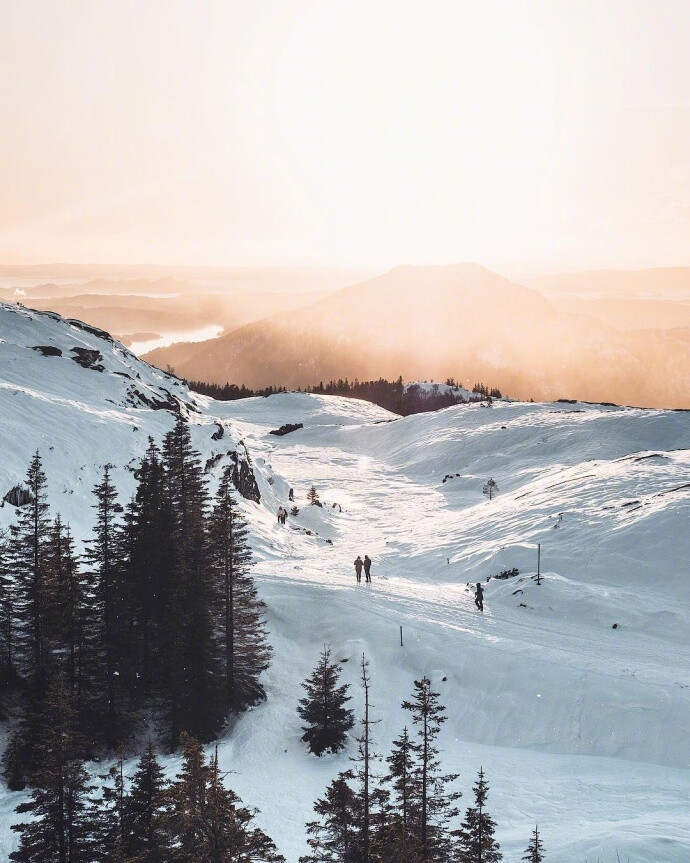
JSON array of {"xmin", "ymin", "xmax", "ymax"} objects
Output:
[{"xmin": 1, "ymin": 302, "xmax": 689, "ymax": 861}]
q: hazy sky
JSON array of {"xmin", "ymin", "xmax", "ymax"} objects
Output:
[{"xmin": 2, "ymin": 0, "xmax": 690, "ymax": 270}]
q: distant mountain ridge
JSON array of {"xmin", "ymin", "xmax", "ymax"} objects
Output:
[{"xmin": 147, "ymin": 263, "xmax": 690, "ymax": 409}]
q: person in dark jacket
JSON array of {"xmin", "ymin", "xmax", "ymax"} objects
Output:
[
  {"xmin": 475, "ymin": 582, "xmax": 484, "ymax": 611},
  {"xmin": 354, "ymin": 556, "xmax": 363, "ymax": 583},
  {"xmin": 363, "ymin": 555, "xmax": 372, "ymax": 582}
]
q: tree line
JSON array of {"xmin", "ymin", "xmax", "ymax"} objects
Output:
[
  {"xmin": 0, "ymin": 415, "xmax": 271, "ymax": 791},
  {"xmin": 9, "ymin": 695, "xmax": 284, "ymax": 863},
  {"xmin": 297, "ymin": 649, "xmax": 545, "ymax": 863},
  {"xmin": 188, "ymin": 377, "xmax": 503, "ymax": 417}
]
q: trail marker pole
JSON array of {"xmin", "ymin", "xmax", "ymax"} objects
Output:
[
  {"xmin": 400, "ymin": 626, "xmax": 403, "ymax": 647},
  {"xmin": 537, "ymin": 543, "xmax": 541, "ymax": 585}
]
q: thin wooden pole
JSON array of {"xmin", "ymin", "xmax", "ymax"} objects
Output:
[
  {"xmin": 400, "ymin": 625, "xmax": 403, "ymax": 647},
  {"xmin": 537, "ymin": 543, "xmax": 541, "ymax": 585}
]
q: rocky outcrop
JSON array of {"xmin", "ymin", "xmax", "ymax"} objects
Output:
[
  {"xmin": 31, "ymin": 345, "xmax": 62, "ymax": 357},
  {"xmin": 70, "ymin": 347, "xmax": 105, "ymax": 371},
  {"xmin": 228, "ymin": 450, "xmax": 261, "ymax": 503},
  {"xmin": 3, "ymin": 485, "xmax": 32, "ymax": 507},
  {"xmin": 269, "ymin": 422, "xmax": 303, "ymax": 436}
]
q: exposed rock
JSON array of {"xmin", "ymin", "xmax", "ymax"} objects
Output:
[
  {"xmin": 204, "ymin": 452, "xmax": 224, "ymax": 474},
  {"xmin": 3, "ymin": 485, "xmax": 32, "ymax": 507},
  {"xmin": 228, "ymin": 450, "xmax": 261, "ymax": 503},
  {"xmin": 31, "ymin": 345, "xmax": 62, "ymax": 357},
  {"xmin": 269, "ymin": 422, "xmax": 304, "ymax": 437},
  {"xmin": 211, "ymin": 423, "xmax": 225, "ymax": 441},
  {"xmin": 70, "ymin": 347, "xmax": 105, "ymax": 371}
]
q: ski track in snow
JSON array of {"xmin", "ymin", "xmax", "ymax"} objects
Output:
[{"xmin": 0, "ymin": 302, "xmax": 689, "ymax": 861}]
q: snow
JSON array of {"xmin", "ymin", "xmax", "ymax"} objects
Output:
[{"xmin": 1, "ymin": 302, "xmax": 689, "ymax": 861}]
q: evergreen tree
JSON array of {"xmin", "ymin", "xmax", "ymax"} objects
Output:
[
  {"xmin": 378, "ymin": 727, "xmax": 423, "ymax": 861},
  {"xmin": 352, "ymin": 656, "xmax": 377, "ymax": 863},
  {"xmin": 401, "ymin": 677, "xmax": 461, "ymax": 861},
  {"xmin": 208, "ymin": 466, "xmax": 271, "ymax": 711},
  {"xmin": 522, "ymin": 825, "xmax": 544, "ymax": 863},
  {"xmin": 126, "ymin": 438, "xmax": 176, "ymax": 696},
  {"xmin": 307, "ymin": 486, "xmax": 321, "ymax": 506},
  {"xmin": 45, "ymin": 517, "xmax": 86, "ymax": 705},
  {"xmin": 162, "ymin": 416, "xmax": 221, "ymax": 745},
  {"xmin": 163, "ymin": 732, "xmax": 208, "ymax": 858},
  {"xmin": 300, "ymin": 772, "xmax": 363, "ymax": 863},
  {"xmin": 97, "ymin": 752, "xmax": 128, "ymax": 863},
  {"xmin": 123, "ymin": 742, "xmax": 170, "ymax": 862},
  {"xmin": 9, "ymin": 451, "xmax": 51, "ymax": 686},
  {"xmin": 3, "ymin": 453, "xmax": 53, "ymax": 788},
  {"xmin": 164, "ymin": 733, "xmax": 283, "ymax": 862},
  {"xmin": 298, "ymin": 647, "xmax": 354, "ymax": 756},
  {"xmin": 454, "ymin": 768, "xmax": 502, "ymax": 863},
  {"xmin": 84, "ymin": 464, "xmax": 128, "ymax": 749},
  {"xmin": 0, "ymin": 527, "xmax": 14, "ymax": 678},
  {"xmin": 10, "ymin": 679, "xmax": 94, "ymax": 863},
  {"xmin": 201, "ymin": 746, "xmax": 285, "ymax": 862}
]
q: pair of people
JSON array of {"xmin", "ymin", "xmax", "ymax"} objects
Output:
[
  {"xmin": 354, "ymin": 555, "xmax": 372, "ymax": 583},
  {"xmin": 277, "ymin": 506, "xmax": 288, "ymax": 525}
]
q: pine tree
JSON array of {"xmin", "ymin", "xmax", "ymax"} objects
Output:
[
  {"xmin": 201, "ymin": 746, "xmax": 285, "ymax": 862},
  {"xmin": 97, "ymin": 752, "xmax": 128, "ymax": 862},
  {"xmin": 454, "ymin": 768, "xmax": 502, "ymax": 863},
  {"xmin": 164, "ymin": 733, "xmax": 283, "ymax": 862},
  {"xmin": 9, "ymin": 451, "xmax": 51, "ymax": 686},
  {"xmin": 124, "ymin": 742, "xmax": 170, "ymax": 862},
  {"xmin": 162, "ymin": 416, "xmax": 221, "ymax": 745},
  {"xmin": 3, "ymin": 453, "xmax": 53, "ymax": 788},
  {"xmin": 378, "ymin": 726, "xmax": 423, "ymax": 861},
  {"xmin": 0, "ymin": 527, "xmax": 14, "ymax": 678},
  {"xmin": 401, "ymin": 677, "xmax": 461, "ymax": 861},
  {"xmin": 126, "ymin": 438, "xmax": 176, "ymax": 695},
  {"xmin": 300, "ymin": 772, "xmax": 363, "ymax": 863},
  {"xmin": 298, "ymin": 647, "xmax": 354, "ymax": 756},
  {"xmin": 307, "ymin": 486, "xmax": 321, "ymax": 506},
  {"xmin": 352, "ymin": 655, "xmax": 377, "ymax": 863},
  {"xmin": 208, "ymin": 466, "xmax": 271, "ymax": 711},
  {"xmin": 84, "ymin": 464, "xmax": 128, "ymax": 749},
  {"xmin": 522, "ymin": 825, "xmax": 545, "ymax": 863},
  {"xmin": 45, "ymin": 517, "xmax": 86, "ymax": 705},
  {"xmin": 10, "ymin": 679, "xmax": 94, "ymax": 863},
  {"xmin": 163, "ymin": 732, "xmax": 208, "ymax": 858}
]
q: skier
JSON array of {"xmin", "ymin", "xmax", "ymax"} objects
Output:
[
  {"xmin": 363, "ymin": 554, "xmax": 372, "ymax": 582},
  {"xmin": 354, "ymin": 556, "xmax": 363, "ymax": 583},
  {"xmin": 475, "ymin": 582, "xmax": 484, "ymax": 612}
]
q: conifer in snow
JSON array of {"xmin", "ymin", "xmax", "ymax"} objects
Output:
[
  {"xmin": 401, "ymin": 677, "xmax": 461, "ymax": 861},
  {"xmin": 300, "ymin": 771, "xmax": 363, "ymax": 863},
  {"xmin": 298, "ymin": 646, "xmax": 354, "ymax": 756},
  {"xmin": 454, "ymin": 768, "xmax": 502, "ymax": 863},
  {"xmin": 208, "ymin": 465, "xmax": 271, "ymax": 711},
  {"xmin": 10, "ymin": 680, "xmax": 93, "ymax": 863},
  {"xmin": 307, "ymin": 485, "xmax": 321, "ymax": 506},
  {"xmin": 162, "ymin": 416, "xmax": 221, "ymax": 745},
  {"xmin": 9, "ymin": 451, "xmax": 51, "ymax": 686},
  {"xmin": 84, "ymin": 463, "xmax": 128, "ymax": 749},
  {"xmin": 124, "ymin": 742, "xmax": 170, "ymax": 862},
  {"xmin": 522, "ymin": 825, "xmax": 545, "ymax": 863}
]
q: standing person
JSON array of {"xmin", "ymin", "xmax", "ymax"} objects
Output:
[
  {"xmin": 277, "ymin": 507, "xmax": 283, "ymax": 524},
  {"xmin": 354, "ymin": 556, "xmax": 363, "ymax": 583},
  {"xmin": 475, "ymin": 582, "xmax": 484, "ymax": 612},
  {"xmin": 363, "ymin": 554, "xmax": 372, "ymax": 582}
]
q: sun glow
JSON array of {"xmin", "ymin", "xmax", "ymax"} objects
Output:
[{"xmin": 1, "ymin": 1, "xmax": 689, "ymax": 270}]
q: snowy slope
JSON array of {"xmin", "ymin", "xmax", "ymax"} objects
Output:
[{"xmin": 1, "ymin": 302, "xmax": 689, "ymax": 862}]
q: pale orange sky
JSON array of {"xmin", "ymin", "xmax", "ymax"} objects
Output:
[{"xmin": 1, "ymin": 0, "xmax": 690, "ymax": 271}]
